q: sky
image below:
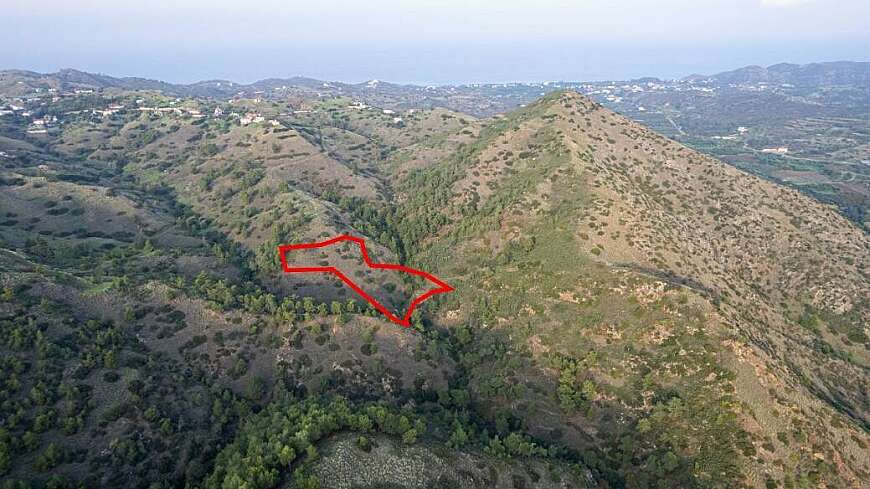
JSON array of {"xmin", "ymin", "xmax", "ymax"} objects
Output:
[{"xmin": 3, "ymin": 0, "xmax": 869, "ymax": 84}]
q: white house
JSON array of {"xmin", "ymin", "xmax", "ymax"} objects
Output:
[{"xmin": 240, "ymin": 113, "xmax": 264, "ymax": 125}]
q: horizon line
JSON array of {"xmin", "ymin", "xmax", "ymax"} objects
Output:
[{"xmin": 3, "ymin": 58, "xmax": 869, "ymax": 89}]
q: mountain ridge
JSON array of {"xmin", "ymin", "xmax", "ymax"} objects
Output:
[
  {"xmin": 704, "ymin": 61, "xmax": 870, "ymax": 86},
  {"xmin": 391, "ymin": 90, "xmax": 869, "ymax": 486},
  {"xmin": 4, "ymin": 60, "xmax": 869, "ymax": 97}
]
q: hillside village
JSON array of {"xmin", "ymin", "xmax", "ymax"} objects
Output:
[{"xmin": 0, "ymin": 86, "xmax": 418, "ymax": 145}]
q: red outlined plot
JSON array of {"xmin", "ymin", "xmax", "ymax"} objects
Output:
[{"xmin": 277, "ymin": 235, "xmax": 453, "ymax": 327}]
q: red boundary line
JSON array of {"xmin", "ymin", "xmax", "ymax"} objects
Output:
[{"xmin": 277, "ymin": 235, "xmax": 453, "ymax": 327}]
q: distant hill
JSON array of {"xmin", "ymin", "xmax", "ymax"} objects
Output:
[
  {"xmin": 703, "ymin": 61, "xmax": 870, "ymax": 86},
  {"xmin": 5, "ymin": 61, "xmax": 870, "ymax": 108},
  {"xmin": 0, "ymin": 68, "xmax": 241, "ymax": 98},
  {"xmin": 0, "ymin": 68, "xmax": 429, "ymax": 99}
]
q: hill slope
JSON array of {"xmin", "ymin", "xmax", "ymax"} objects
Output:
[
  {"xmin": 390, "ymin": 91, "xmax": 869, "ymax": 488},
  {"xmin": 707, "ymin": 61, "xmax": 870, "ymax": 86}
]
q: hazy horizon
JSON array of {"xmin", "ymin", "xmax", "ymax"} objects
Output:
[
  {"xmin": 6, "ymin": 42, "xmax": 870, "ymax": 85},
  {"xmin": 3, "ymin": 0, "xmax": 869, "ymax": 85}
]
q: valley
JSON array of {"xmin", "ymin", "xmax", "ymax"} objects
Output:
[{"xmin": 0, "ymin": 68, "xmax": 868, "ymax": 489}]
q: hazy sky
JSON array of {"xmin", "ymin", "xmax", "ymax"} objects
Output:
[{"xmin": 3, "ymin": 0, "xmax": 869, "ymax": 84}]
